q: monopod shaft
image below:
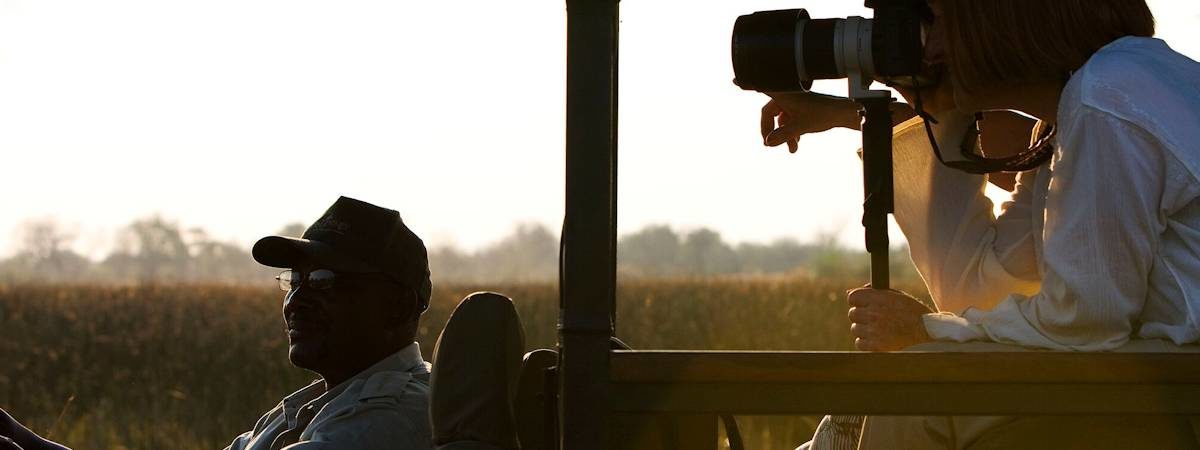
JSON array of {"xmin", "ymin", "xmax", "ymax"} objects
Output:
[{"xmin": 859, "ymin": 97, "xmax": 894, "ymax": 290}]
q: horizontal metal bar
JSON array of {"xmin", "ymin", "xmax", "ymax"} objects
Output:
[
  {"xmin": 609, "ymin": 351, "xmax": 1200, "ymax": 415},
  {"xmin": 611, "ymin": 350, "xmax": 1200, "ymax": 384},
  {"xmin": 610, "ymin": 382, "xmax": 1200, "ymax": 415}
]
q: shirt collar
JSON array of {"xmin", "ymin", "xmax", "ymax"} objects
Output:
[
  {"xmin": 280, "ymin": 341, "xmax": 427, "ymax": 428},
  {"xmin": 358, "ymin": 341, "xmax": 428, "ymax": 377}
]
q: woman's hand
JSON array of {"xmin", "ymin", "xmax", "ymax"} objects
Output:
[
  {"xmin": 760, "ymin": 91, "xmax": 859, "ymax": 153},
  {"xmin": 847, "ymin": 287, "xmax": 934, "ymax": 351}
]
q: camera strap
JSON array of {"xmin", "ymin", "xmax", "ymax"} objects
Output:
[{"xmin": 908, "ymin": 76, "xmax": 1056, "ymax": 175}]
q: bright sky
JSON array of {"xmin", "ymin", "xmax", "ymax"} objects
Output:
[{"xmin": 2, "ymin": 0, "xmax": 1197, "ymax": 258}]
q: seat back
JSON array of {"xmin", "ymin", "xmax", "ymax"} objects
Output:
[
  {"xmin": 431, "ymin": 292, "xmax": 525, "ymax": 450},
  {"xmin": 515, "ymin": 349, "xmax": 559, "ymax": 450}
]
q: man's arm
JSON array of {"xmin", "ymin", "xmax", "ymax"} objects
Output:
[
  {"xmin": 1, "ymin": 436, "xmax": 25, "ymax": 450},
  {"xmin": 0, "ymin": 410, "xmax": 70, "ymax": 450}
]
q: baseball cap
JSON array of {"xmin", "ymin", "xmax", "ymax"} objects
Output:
[{"xmin": 252, "ymin": 196, "xmax": 432, "ymax": 311}]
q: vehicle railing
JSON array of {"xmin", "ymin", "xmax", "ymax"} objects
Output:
[{"xmin": 609, "ymin": 350, "xmax": 1200, "ymax": 416}]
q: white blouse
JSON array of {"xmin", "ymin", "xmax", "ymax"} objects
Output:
[{"xmin": 892, "ymin": 37, "xmax": 1200, "ymax": 351}]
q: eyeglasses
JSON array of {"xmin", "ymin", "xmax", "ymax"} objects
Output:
[
  {"xmin": 903, "ymin": 76, "xmax": 1056, "ymax": 175},
  {"xmin": 927, "ymin": 112, "xmax": 1056, "ymax": 175},
  {"xmin": 275, "ymin": 269, "xmax": 395, "ymax": 292}
]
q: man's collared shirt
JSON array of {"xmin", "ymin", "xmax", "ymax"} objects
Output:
[{"xmin": 224, "ymin": 342, "xmax": 432, "ymax": 450}]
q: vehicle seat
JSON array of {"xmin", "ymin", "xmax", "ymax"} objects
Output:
[{"xmin": 431, "ymin": 292, "xmax": 526, "ymax": 450}]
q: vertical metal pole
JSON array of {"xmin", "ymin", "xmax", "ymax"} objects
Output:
[
  {"xmin": 560, "ymin": 0, "xmax": 618, "ymax": 449},
  {"xmin": 859, "ymin": 97, "xmax": 893, "ymax": 290}
]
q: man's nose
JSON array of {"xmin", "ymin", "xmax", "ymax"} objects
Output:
[{"xmin": 282, "ymin": 285, "xmax": 317, "ymax": 313}]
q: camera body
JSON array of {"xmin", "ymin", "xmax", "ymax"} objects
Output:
[{"xmin": 731, "ymin": 0, "xmax": 930, "ymax": 97}]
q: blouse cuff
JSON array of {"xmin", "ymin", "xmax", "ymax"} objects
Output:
[{"xmin": 922, "ymin": 311, "xmax": 989, "ymax": 343}]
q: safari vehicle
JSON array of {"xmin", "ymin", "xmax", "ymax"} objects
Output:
[{"xmin": 502, "ymin": 1, "xmax": 1200, "ymax": 449}]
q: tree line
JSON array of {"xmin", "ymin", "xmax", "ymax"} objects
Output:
[{"xmin": 0, "ymin": 217, "xmax": 919, "ymax": 285}]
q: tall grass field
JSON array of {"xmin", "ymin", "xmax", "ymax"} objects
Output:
[{"xmin": 0, "ymin": 278, "xmax": 929, "ymax": 450}]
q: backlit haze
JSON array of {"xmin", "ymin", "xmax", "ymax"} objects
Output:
[{"xmin": 2, "ymin": 0, "xmax": 1198, "ymax": 259}]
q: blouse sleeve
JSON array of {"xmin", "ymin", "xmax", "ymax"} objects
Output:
[
  {"xmin": 889, "ymin": 111, "xmax": 1042, "ymax": 316},
  {"xmin": 915, "ymin": 106, "xmax": 1168, "ymax": 350}
]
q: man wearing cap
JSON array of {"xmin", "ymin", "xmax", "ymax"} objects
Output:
[
  {"xmin": 0, "ymin": 196, "xmax": 436, "ymax": 450},
  {"xmin": 228, "ymin": 195, "xmax": 435, "ymax": 450}
]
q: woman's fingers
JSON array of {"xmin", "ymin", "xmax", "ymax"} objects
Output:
[
  {"xmin": 765, "ymin": 126, "xmax": 798, "ymax": 147},
  {"xmin": 848, "ymin": 298, "xmax": 896, "ymax": 350},
  {"xmin": 847, "ymin": 291, "xmax": 933, "ymax": 352},
  {"xmin": 849, "ymin": 307, "xmax": 888, "ymax": 331},
  {"xmin": 854, "ymin": 337, "xmax": 868, "ymax": 351},
  {"xmin": 850, "ymin": 322, "xmax": 868, "ymax": 338},
  {"xmin": 759, "ymin": 91, "xmax": 859, "ymax": 149},
  {"xmin": 761, "ymin": 100, "xmax": 809, "ymax": 151},
  {"xmin": 854, "ymin": 337, "xmax": 883, "ymax": 352},
  {"xmin": 761, "ymin": 100, "xmax": 782, "ymax": 143},
  {"xmin": 847, "ymin": 288, "xmax": 883, "ymax": 307},
  {"xmin": 849, "ymin": 305, "xmax": 880, "ymax": 349}
]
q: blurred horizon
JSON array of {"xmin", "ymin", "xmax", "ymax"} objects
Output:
[
  {"xmin": 0, "ymin": 210, "xmax": 888, "ymax": 261},
  {"xmin": 0, "ymin": 214, "xmax": 923, "ymax": 285}
]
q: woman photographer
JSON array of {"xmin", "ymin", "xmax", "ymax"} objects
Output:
[{"xmin": 760, "ymin": 0, "xmax": 1200, "ymax": 448}]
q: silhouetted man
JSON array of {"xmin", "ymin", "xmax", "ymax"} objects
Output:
[{"xmin": 1, "ymin": 196, "xmax": 435, "ymax": 450}]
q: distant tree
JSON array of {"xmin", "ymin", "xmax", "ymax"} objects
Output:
[
  {"xmin": 2, "ymin": 218, "xmax": 93, "ymax": 282},
  {"xmin": 186, "ymin": 227, "xmax": 267, "ymax": 284},
  {"xmin": 679, "ymin": 228, "xmax": 740, "ymax": 275},
  {"xmin": 736, "ymin": 238, "xmax": 813, "ymax": 274},
  {"xmin": 104, "ymin": 216, "xmax": 191, "ymax": 282},
  {"xmin": 428, "ymin": 245, "xmax": 473, "ymax": 283},
  {"xmin": 618, "ymin": 225, "xmax": 682, "ymax": 277},
  {"xmin": 426, "ymin": 224, "xmax": 559, "ymax": 283},
  {"xmin": 809, "ymin": 231, "xmax": 869, "ymax": 279},
  {"xmin": 475, "ymin": 223, "xmax": 558, "ymax": 282},
  {"xmin": 17, "ymin": 219, "xmax": 74, "ymax": 261}
]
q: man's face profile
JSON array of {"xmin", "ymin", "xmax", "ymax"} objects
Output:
[{"xmin": 280, "ymin": 263, "xmax": 397, "ymax": 374}]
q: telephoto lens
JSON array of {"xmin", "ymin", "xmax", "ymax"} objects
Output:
[
  {"xmin": 731, "ymin": 1, "xmax": 930, "ymax": 93},
  {"xmin": 731, "ymin": 9, "xmax": 814, "ymax": 92}
]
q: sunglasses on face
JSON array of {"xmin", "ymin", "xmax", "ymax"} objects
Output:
[
  {"xmin": 275, "ymin": 269, "xmax": 395, "ymax": 292},
  {"xmin": 926, "ymin": 112, "xmax": 1056, "ymax": 174}
]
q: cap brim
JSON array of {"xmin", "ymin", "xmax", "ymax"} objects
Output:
[{"xmin": 252, "ymin": 236, "xmax": 375, "ymax": 272}]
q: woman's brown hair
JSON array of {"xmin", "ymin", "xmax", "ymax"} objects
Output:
[{"xmin": 940, "ymin": 0, "xmax": 1155, "ymax": 93}]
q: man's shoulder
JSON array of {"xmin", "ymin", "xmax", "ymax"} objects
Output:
[
  {"xmin": 324, "ymin": 367, "xmax": 430, "ymax": 422},
  {"xmin": 355, "ymin": 368, "xmax": 431, "ymax": 405},
  {"xmin": 298, "ymin": 369, "xmax": 432, "ymax": 448}
]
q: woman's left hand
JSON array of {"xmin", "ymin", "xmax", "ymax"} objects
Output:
[{"xmin": 847, "ymin": 287, "xmax": 934, "ymax": 351}]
